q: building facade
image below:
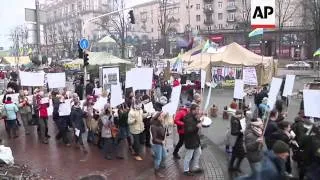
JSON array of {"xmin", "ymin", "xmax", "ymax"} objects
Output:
[
  {"xmin": 40, "ymin": 0, "xmax": 113, "ymax": 59},
  {"xmin": 129, "ymin": 0, "xmax": 314, "ymax": 59}
]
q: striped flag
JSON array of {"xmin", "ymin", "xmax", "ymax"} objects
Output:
[
  {"xmin": 249, "ymin": 28, "xmax": 264, "ymax": 38},
  {"xmin": 201, "ymin": 40, "xmax": 210, "ymax": 53}
]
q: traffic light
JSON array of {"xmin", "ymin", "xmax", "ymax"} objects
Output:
[
  {"xmin": 128, "ymin": 10, "xmax": 135, "ymax": 24},
  {"xmin": 78, "ymin": 41, "xmax": 83, "ymax": 58},
  {"xmin": 83, "ymin": 52, "xmax": 89, "ymax": 67}
]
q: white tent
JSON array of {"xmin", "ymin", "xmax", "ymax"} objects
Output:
[{"xmin": 67, "ymin": 52, "xmax": 131, "ymax": 65}]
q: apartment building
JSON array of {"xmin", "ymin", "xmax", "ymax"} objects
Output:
[{"xmin": 40, "ymin": 0, "xmax": 113, "ymax": 58}]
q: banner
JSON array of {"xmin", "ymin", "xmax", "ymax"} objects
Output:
[
  {"xmin": 102, "ymin": 67, "xmax": 119, "ymax": 91},
  {"xmin": 243, "ymin": 67, "xmax": 258, "ymax": 86},
  {"xmin": 282, "ymin": 75, "xmax": 295, "ymax": 97},
  {"xmin": 212, "ymin": 67, "xmax": 242, "ymax": 87},
  {"xmin": 201, "ymin": 69, "xmax": 206, "ymax": 89},
  {"xmin": 47, "ymin": 73, "xmax": 66, "ymax": 88},
  {"xmin": 19, "ymin": 71, "xmax": 45, "ymax": 87},
  {"xmin": 303, "ymin": 90, "xmax": 320, "ymax": 118}
]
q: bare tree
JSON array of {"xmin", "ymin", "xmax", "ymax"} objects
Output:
[
  {"xmin": 158, "ymin": 0, "xmax": 174, "ymax": 57},
  {"xmin": 276, "ymin": 0, "xmax": 298, "ymax": 56},
  {"xmin": 237, "ymin": 0, "xmax": 251, "ymax": 48},
  {"xmin": 9, "ymin": 26, "xmax": 21, "ymax": 57},
  {"xmin": 302, "ymin": 0, "xmax": 320, "ymax": 49},
  {"xmin": 95, "ymin": 0, "xmax": 127, "ymax": 59}
]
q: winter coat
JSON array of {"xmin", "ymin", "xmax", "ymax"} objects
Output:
[
  {"xmin": 264, "ymin": 120, "xmax": 279, "ymax": 149},
  {"xmin": 292, "ymin": 119, "xmax": 307, "ymax": 145},
  {"xmin": 3, "ymin": 102, "xmax": 19, "ymax": 120},
  {"xmin": 118, "ymin": 111, "xmax": 129, "ymax": 127},
  {"xmin": 39, "ymin": 102, "xmax": 49, "ymax": 119},
  {"xmin": 230, "ymin": 116, "xmax": 245, "ymax": 158},
  {"xmin": 128, "ymin": 109, "xmax": 145, "ymax": 135},
  {"xmin": 52, "ymin": 97, "xmax": 60, "ymax": 120},
  {"xmin": 70, "ymin": 106, "xmax": 86, "ymax": 133},
  {"xmin": 18, "ymin": 96, "xmax": 32, "ymax": 114},
  {"xmin": 174, "ymin": 108, "xmax": 188, "ymax": 135},
  {"xmin": 270, "ymin": 130, "xmax": 291, "ymax": 149},
  {"xmin": 150, "ymin": 119, "xmax": 165, "ymax": 145},
  {"xmin": 301, "ymin": 135, "xmax": 320, "ymax": 167},
  {"xmin": 237, "ymin": 151, "xmax": 286, "ymax": 180},
  {"xmin": 183, "ymin": 113, "xmax": 200, "ymax": 149},
  {"xmin": 245, "ymin": 127, "xmax": 263, "ymax": 163}
]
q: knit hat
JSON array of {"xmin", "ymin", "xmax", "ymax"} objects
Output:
[{"xmin": 272, "ymin": 140, "xmax": 290, "ymax": 154}]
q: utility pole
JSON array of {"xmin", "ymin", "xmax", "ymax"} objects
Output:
[{"xmin": 35, "ymin": 0, "xmax": 41, "ymax": 64}]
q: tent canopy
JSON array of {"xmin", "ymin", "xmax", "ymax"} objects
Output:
[
  {"xmin": 67, "ymin": 52, "xmax": 131, "ymax": 65},
  {"xmin": 187, "ymin": 42, "xmax": 273, "ymax": 70},
  {"xmin": 98, "ymin": 36, "xmax": 116, "ymax": 44},
  {"xmin": 2, "ymin": 56, "xmax": 31, "ymax": 66}
]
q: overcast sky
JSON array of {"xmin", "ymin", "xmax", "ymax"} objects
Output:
[{"xmin": 0, "ymin": 0, "xmax": 152, "ymax": 50}]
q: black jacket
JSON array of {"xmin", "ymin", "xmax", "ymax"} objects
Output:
[
  {"xmin": 150, "ymin": 119, "xmax": 165, "ymax": 145},
  {"xmin": 183, "ymin": 113, "xmax": 200, "ymax": 149},
  {"xmin": 230, "ymin": 116, "xmax": 245, "ymax": 158},
  {"xmin": 70, "ymin": 106, "xmax": 86, "ymax": 133},
  {"xmin": 118, "ymin": 111, "xmax": 129, "ymax": 127}
]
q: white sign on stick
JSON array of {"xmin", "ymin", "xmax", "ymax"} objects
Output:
[
  {"xmin": 234, "ymin": 79, "xmax": 245, "ymax": 100},
  {"xmin": 6, "ymin": 93, "xmax": 19, "ymax": 104},
  {"xmin": 243, "ymin": 67, "xmax": 258, "ymax": 86},
  {"xmin": 19, "ymin": 71, "xmax": 45, "ymax": 87},
  {"xmin": 58, "ymin": 99, "xmax": 72, "ymax": 116},
  {"xmin": 125, "ymin": 69, "xmax": 136, "ymax": 88},
  {"xmin": 282, "ymin": 75, "xmax": 295, "ymax": 97},
  {"xmin": 201, "ymin": 69, "xmax": 206, "ymax": 89},
  {"xmin": 267, "ymin": 77, "xmax": 283, "ymax": 109},
  {"xmin": 93, "ymin": 97, "xmax": 109, "ymax": 112},
  {"xmin": 110, "ymin": 84, "xmax": 124, "ymax": 108},
  {"xmin": 162, "ymin": 102, "xmax": 175, "ymax": 116},
  {"xmin": 47, "ymin": 73, "xmax": 66, "ymax": 88},
  {"xmin": 303, "ymin": 90, "xmax": 320, "ymax": 118},
  {"xmin": 132, "ymin": 68, "xmax": 153, "ymax": 90}
]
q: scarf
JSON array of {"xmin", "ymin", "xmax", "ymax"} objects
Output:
[
  {"xmin": 5, "ymin": 100, "xmax": 13, "ymax": 104},
  {"xmin": 251, "ymin": 120, "xmax": 263, "ymax": 137}
]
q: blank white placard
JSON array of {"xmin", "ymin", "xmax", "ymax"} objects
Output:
[
  {"xmin": 132, "ymin": 68, "xmax": 153, "ymax": 90},
  {"xmin": 233, "ymin": 79, "xmax": 245, "ymax": 99},
  {"xmin": 282, "ymin": 75, "xmax": 295, "ymax": 97},
  {"xmin": 47, "ymin": 73, "xmax": 66, "ymax": 88},
  {"xmin": 110, "ymin": 84, "xmax": 124, "ymax": 108},
  {"xmin": 267, "ymin": 77, "xmax": 283, "ymax": 109},
  {"xmin": 303, "ymin": 90, "xmax": 320, "ymax": 118},
  {"xmin": 19, "ymin": 71, "xmax": 45, "ymax": 87},
  {"xmin": 201, "ymin": 69, "xmax": 206, "ymax": 89}
]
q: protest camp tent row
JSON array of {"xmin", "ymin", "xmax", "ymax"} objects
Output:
[{"xmin": 185, "ymin": 42, "xmax": 277, "ymax": 85}]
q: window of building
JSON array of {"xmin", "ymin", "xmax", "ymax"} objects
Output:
[
  {"xmin": 208, "ymin": 26, "xmax": 212, "ymax": 31},
  {"xmin": 196, "ymin": 15, "xmax": 201, "ymax": 22},
  {"xmin": 228, "ymin": 13, "xmax": 235, "ymax": 21},
  {"xmin": 196, "ymin": 25, "xmax": 200, "ymax": 30},
  {"xmin": 218, "ymin": 13, "xmax": 223, "ymax": 20},
  {"xmin": 151, "ymin": 28, "xmax": 154, "ymax": 32},
  {"xmin": 196, "ymin": 4, "xmax": 200, "ymax": 10},
  {"xmin": 218, "ymin": 2, "xmax": 223, "ymax": 8},
  {"xmin": 218, "ymin": 24, "xmax": 223, "ymax": 29}
]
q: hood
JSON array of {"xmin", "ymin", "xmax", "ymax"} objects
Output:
[{"xmin": 178, "ymin": 107, "xmax": 188, "ymax": 113}]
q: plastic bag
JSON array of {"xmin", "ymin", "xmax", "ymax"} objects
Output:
[{"xmin": 0, "ymin": 145, "xmax": 14, "ymax": 165}]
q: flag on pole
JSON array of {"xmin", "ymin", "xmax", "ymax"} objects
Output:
[
  {"xmin": 201, "ymin": 40, "xmax": 210, "ymax": 53},
  {"xmin": 248, "ymin": 28, "xmax": 264, "ymax": 38},
  {"xmin": 172, "ymin": 53, "xmax": 183, "ymax": 73},
  {"xmin": 313, "ymin": 48, "xmax": 320, "ymax": 57}
]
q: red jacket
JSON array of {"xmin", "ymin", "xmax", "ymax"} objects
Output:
[
  {"xmin": 39, "ymin": 103, "xmax": 49, "ymax": 118},
  {"xmin": 173, "ymin": 79, "xmax": 180, "ymax": 87},
  {"xmin": 174, "ymin": 108, "xmax": 188, "ymax": 135}
]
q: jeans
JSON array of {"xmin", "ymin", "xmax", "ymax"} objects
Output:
[
  {"xmin": 152, "ymin": 144, "xmax": 167, "ymax": 169},
  {"xmin": 75, "ymin": 132, "xmax": 84, "ymax": 145},
  {"xmin": 173, "ymin": 134, "xmax": 184, "ymax": 154},
  {"xmin": 249, "ymin": 161, "xmax": 262, "ymax": 178},
  {"xmin": 102, "ymin": 137, "xmax": 114, "ymax": 157},
  {"xmin": 184, "ymin": 146, "xmax": 202, "ymax": 172}
]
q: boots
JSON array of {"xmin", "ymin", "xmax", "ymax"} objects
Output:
[{"xmin": 154, "ymin": 169, "xmax": 165, "ymax": 178}]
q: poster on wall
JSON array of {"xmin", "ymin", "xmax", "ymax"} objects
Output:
[
  {"xmin": 211, "ymin": 67, "xmax": 242, "ymax": 87},
  {"xmin": 102, "ymin": 66, "xmax": 119, "ymax": 91}
]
